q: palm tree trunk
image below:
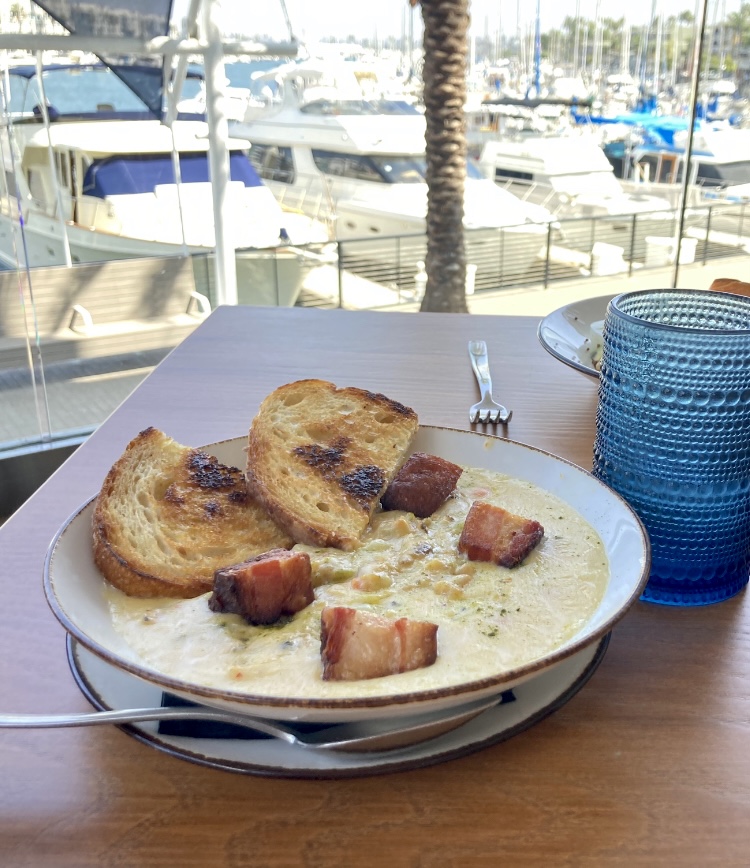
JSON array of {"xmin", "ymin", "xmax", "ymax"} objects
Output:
[{"xmin": 416, "ymin": 0, "xmax": 469, "ymax": 313}]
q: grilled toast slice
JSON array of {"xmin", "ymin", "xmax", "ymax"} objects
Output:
[
  {"xmin": 92, "ymin": 427, "xmax": 293, "ymax": 598},
  {"xmin": 246, "ymin": 380, "xmax": 419, "ymax": 550}
]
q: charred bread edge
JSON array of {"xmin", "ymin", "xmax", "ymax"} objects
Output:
[{"xmin": 245, "ymin": 380, "xmax": 418, "ymax": 551}]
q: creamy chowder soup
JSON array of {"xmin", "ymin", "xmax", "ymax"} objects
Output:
[{"xmin": 106, "ymin": 466, "xmax": 608, "ymax": 700}]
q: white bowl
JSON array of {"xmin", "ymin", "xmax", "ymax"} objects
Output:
[{"xmin": 44, "ymin": 426, "xmax": 649, "ymax": 723}]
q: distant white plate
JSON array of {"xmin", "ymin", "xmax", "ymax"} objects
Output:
[{"xmin": 537, "ymin": 295, "xmax": 614, "ymax": 378}]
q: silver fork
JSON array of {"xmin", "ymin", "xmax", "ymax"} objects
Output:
[{"xmin": 468, "ymin": 340, "xmax": 512, "ymax": 425}]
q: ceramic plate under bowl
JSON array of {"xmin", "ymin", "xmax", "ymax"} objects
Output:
[
  {"xmin": 537, "ymin": 294, "xmax": 614, "ymax": 377},
  {"xmin": 68, "ymin": 634, "xmax": 610, "ymax": 778},
  {"xmin": 45, "ymin": 426, "xmax": 649, "ymax": 723}
]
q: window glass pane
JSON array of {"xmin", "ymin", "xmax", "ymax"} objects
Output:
[{"xmin": 0, "ymin": 11, "xmax": 739, "ymax": 476}]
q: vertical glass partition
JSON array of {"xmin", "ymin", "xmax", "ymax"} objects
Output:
[{"xmin": 1, "ymin": 0, "xmax": 748, "ymax": 482}]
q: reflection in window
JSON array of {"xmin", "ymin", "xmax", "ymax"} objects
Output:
[
  {"xmin": 247, "ymin": 144, "xmax": 295, "ymax": 184},
  {"xmin": 311, "ymin": 150, "xmax": 387, "ymax": 182},
  {"xmin": 311, "ymin": 150, "xmax": 485, "ymax": 184},
  {"xmin": 696, "ymin": 160, "xmax": 750, "ymax": 187},
  {"xmin": 299, "ymin": 99, "xmax": 420, "ymax": 116}
]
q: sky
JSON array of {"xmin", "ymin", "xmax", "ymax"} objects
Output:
[{"xmin": 208, "ymin": 0, "xmax": 733, "ymax": 42}]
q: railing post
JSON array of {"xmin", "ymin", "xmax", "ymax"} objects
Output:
[
  {"xmin": 544, "ymin": 222, "xmax": 552, "ymax": 288},
  {"xmin": 628, "ymin": 213, "xmax": 637, "ymax": 276},
  {"xmin": 739, "ymin": 201, "xmax": 745, "ymax": 241},
  {"xmin": 396, "ymin": 235, "xmax": 401, "ymax": 296},
  {"xmin": 337, "ymin": 241, "xmax": 344, "ymax": 308},
  {"xmin": 499, "ymin": 227, "xmax": 505, "ymax": 288},
  {"xmin": 702, "ymin": 205, "xmax": 713, "ymax": 265},
  {"xmin": 274, "ymin": 247, "xmax": 280, "ymax": 306}
]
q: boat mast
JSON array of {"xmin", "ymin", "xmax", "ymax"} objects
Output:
[
  {"xmin": 34, "ymin": 51, "xmax": 72, "ymax": 268},
  {"xmin": 654, "ymin": 9, "xmax": 664, "ymax": 97},
  {"xmin": 573, "ymin": 0, "xmax": 581, "ymax": 77},
  {"xmin": 533, "ymin": 0, "xmax": 542, "ymax": 96},
  {"xmin": 200, "ymin": 0, "xmax": 236, "ymax": 306},
  {"xmin": 525, "ymin": 0, "xmax": 541, "ymax": 97},
  {"xmin": 164, "ymin": 0, "xmax": 235, "ymax": 305},
  {"xmin": 673, "ymin": 0, "xmax": 709, "ymax": 286}
]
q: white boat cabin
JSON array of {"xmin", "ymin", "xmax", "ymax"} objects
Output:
[
  {"xmin": 13, "ymin": 119, "xmax": 288, "ymax": 249},
  {"xmin": 476, "ymin": 135, "xmax": 673, "ymax": 218}
]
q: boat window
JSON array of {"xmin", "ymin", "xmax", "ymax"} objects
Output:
[
  {"xmin": 311, "ymin": 150, "xmax": 485, "ymax": 183},
  {"xmin": 312, "ymin": 151, "xmax": 387, "ymax": 182},
  {"xmin": 27, "ymin": 169, "xmax": 44, "ymax": 202},
  {"xmin": 300, "ymin": 99, "xmax": 420, "ymax": 116},
  {"xmin": 81, "ymin": 152, "xmax": 264, "ymax": 198},
  {"xmin": 2, "ymin": 73, "xmax": 42, "ymax": 116},
  {"xmin": 3, "ymin": 170, "xmax": 18, "ymax": 197},
  {"xmin": 495, "ymin": 167, "xmax": 534, "ymax": 182},
  {"xmin": 697, "ymin": 161, "xmax": 750, "ymax": 187},
  {"xmin": 247, "ymin": 144, "xmax": 295, "ymax": 184},
  {"xmin": 55, "ymin": 152, "xmax": 70, "ymax": 190},
  {"xmin": 637, "ymin": 154, "xmax": 680, "ymax": 184},
  {"xmin": 35, "ymin": 67, "xmax": 150, "ymax": 115}
]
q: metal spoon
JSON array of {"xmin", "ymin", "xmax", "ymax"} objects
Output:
[{"xmin": 0, "ymin": 692, "xmax": 506, "ymax": 752}]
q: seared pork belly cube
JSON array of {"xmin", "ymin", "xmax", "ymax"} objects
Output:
[
  {"xmin": 209, "ymin": 548, "xmax": 314, "ymax": 625},
  {"xmin": 381, "ymin": 452, "xmax": 463, "ymax": 517},
  {"xmin": 458, "ymin": 501, "xmax": 544, "ymax": 568},
  {"xmin": 320, "ymin": 606, "xmax": 438, "ymax": 681}
]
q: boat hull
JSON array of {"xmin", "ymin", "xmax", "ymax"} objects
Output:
[{"xmin": 0, "ymin": 209, "xmax": 310, "ymax": 308}]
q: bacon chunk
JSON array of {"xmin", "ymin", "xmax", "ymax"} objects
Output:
[
  {"xmin": 208, "ymin": 549, "xmax": 314, "ymax": 625},
  {"xmin": 458, "ymin": 501, "xmax": 544, "ymax": 567},
  {"xmin": 381, "ymin": 452, "xmax": 463, "ymax": 517},
  {"xmin": 320, "ymin": 606, "xmax": 438, "ymax": 681}
]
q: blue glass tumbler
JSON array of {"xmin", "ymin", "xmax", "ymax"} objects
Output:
[{"xmin": 593, "ymin": 288, "xmax": 750, "ymax": 606}]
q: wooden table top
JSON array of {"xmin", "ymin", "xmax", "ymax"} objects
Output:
[{"xmin": 2, "ymin": 305, "xmax": 748, "ymax": 866}]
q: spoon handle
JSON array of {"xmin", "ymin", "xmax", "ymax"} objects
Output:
[
  {"xmin": 0, "ymin": 707, "xmax": 301, "ymax": 744},
  {"xmin": 0, "ymin": 693, "xmax": 506, "ymax": 752}
]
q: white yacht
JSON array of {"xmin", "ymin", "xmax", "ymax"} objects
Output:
[
  {"xmin": 229, "ymin": 60, "xmax": 558, "ymax": 282},
  {"xmin": 0, "ymin": 64, "xmax": 328, "ymax": 307},
  {"xmin": 475, "ymin": 133, "xmax": 675, "ymax": 219}
]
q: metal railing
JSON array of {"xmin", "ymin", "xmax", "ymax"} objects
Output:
[{"xmin": 292, "ymin": 200, "xmax": 750, "ymax": 310}]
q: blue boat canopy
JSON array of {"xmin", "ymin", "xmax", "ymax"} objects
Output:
[
  {"xmin": 31, "ymin": 0, "xmax": 174, "ymax": 117},
  {"xmin": 82, "ymin": 152, "xmax": 266, "ymax": 198}
]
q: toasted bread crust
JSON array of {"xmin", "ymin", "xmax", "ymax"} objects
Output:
[
  {"xmin": 92, "ymin": 521, "xmax": 213, "ymax": 598},
  {"xmin": 246, "ymin": 380, "xmax": 419, "ymax": 550},
  {"xmin": 710, "ymin": 278, "xmax": 750, "ymax": 297},
  {"xmin": 92, "ymin": 427, "xmax": 293, "ymax": 598}
]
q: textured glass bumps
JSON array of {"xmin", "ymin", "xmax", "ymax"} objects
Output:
[{"xmin": 593, "ymin": 289, "xmax": 750, "ymax": 605}]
